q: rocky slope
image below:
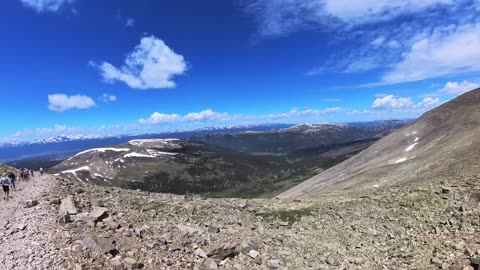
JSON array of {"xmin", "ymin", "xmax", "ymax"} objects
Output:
[
  {"xmin": 4, "ymin": 172, "xmax": 479, "ymax": 269},
  {"xmin": 279, "ymin": 88, "xmax": 480, "ymax": 198}
]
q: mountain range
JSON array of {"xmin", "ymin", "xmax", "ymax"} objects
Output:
[
  {"xmin": 50, "ymin": 120, "xmax": 409, "ymax": 197},
  {"xmin": 0, "ymin": 124, "xmax": 292, "ymax": 163}
]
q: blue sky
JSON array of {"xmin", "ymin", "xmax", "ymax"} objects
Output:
[{"xmin": 1, "ymin": 0, "xmax": 480, "ymax": 142}]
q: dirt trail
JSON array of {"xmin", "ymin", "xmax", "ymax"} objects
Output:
[{"xmin": 0, "ymin": 173, "xmax": 57, "ymax": 270}]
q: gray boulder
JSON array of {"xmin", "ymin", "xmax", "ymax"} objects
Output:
[{"xmin": 60, "ymin": 196, "xmax": 78, "ymax": 215}]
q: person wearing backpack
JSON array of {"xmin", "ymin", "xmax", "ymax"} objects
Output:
[{"xmin": 1, "ymin": 173, "xmax": 11, "ymax": 201}]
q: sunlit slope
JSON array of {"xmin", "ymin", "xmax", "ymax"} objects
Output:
[{"xmin": 279, "ymin": 88, "xmax": 480, "ymax": 198}]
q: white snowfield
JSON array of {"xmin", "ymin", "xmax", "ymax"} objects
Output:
[
  {"xmin": 61, "ymin": 166, "xmax": 91, "ymax": 178},
  {"xmin": 124, "ymin": 152, "xmax": 154, "ymax": 158},
  {"xmin": 124, "ymin": 150, "xmax": 177, "ymax": 158},
  {"xmin": 69, "ymin": 148, "xmax": 130, "ymax": 159},
  {"xmin": 395, "ymin": 157, "xmax": 407, "ymax": 164},
  {"xmin": 128, "ymin": 139, "xmax": 181, "ymax": 147}
]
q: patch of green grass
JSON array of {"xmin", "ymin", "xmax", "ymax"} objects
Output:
[
  {"xmin": 130, "ymin": 199, "xmax": 144, "ymax": 210},
  {"xmin": 257, "ymin": 208, "xmax": 314, "ymax": 226},
  {"xmin": 405, "ymin": 193, "xmax": 444, "ymax": 209},
  {"xmin": 130, "ymin": 199, "xmax": 168, "ymax": 211}
]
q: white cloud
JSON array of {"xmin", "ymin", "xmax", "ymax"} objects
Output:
[
  {"xmin": 268, "ymin": 107, "xmax": 342, "ymax": 119},
  {"xmin": 139, "ymin": 112, "xmax": 181, "ymax": 125},
  {"xmin": 139, "ymin": 109, "xmax": 230, "ymax": 125},
  {"xmin": 438, "ymin": 81, "xmax": 480, "ymax": 96},
  {"xmin": 183, "ymin": 109, "xmax": 230, "ymax": 122},
  {"xmin": 100, "ymin": 94, "xmax": 117, "ymax": 102},
  {"xmin": 20, "ymin": 0, "xmax": 73, "ymax": 12},
  {"xmin": 126, "ymin": 17, "xmax": 135, "ymax": 27},
  {"xmin": 372, "ymin": 95, "xmax": 413, "ymax": 109},
  {"xmin": 48, "ymin": 94, "xmax": 96, "ymax": 112},
  {"xmin": 372, "ymin": 95, "xmax": 440, "ymax": 110},
  {"xmin": 418, "ymin": 97, "xmax": 441, "ymax": 108},
  {"xmin": 382, "ymin": 24, "xmax": 480, "ymax": 84},
  {"xmin": 96, "ymin": 36, "xmax": 187, "ymax": 89}
]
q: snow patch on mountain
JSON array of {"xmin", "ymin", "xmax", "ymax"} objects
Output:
[
  {"xmin": 69, "ymin": 148, "xmax": 130, "ymax": 159},
  {"xmin": 128, "ymin": 139, "xmax": 181, "ymax": 148},
  {"xmin": 124, "ymin": 150, "xmax": 178, "ymax": 158},
  {"xmin": 61, "ymin": 166, "xmax": 91, "ymax": 178},
  {"xmin": 405, "ymin": 143, "xmax": 418, "ymax": 152}
]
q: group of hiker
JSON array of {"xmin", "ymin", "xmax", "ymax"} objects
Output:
[
  {"xmin": 20, "ymin": 168, "xmax": 34, "ymax": 180},
  {"xmin": 0, "ymin": 168, "xmax": 39, "ymax": 201}
]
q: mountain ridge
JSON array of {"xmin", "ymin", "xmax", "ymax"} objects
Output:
[{"xmin": 279, "ymin": 88, "xmax": 480, "ymax": 198}]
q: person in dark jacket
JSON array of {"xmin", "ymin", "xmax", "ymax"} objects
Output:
[{"xmin": 8, "ymin": 171, "xmax": 16, "ymax": 191}]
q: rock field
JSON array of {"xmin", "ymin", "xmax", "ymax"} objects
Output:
[{"xmin": 0, "ymin": 173, "xmax": 479, "ymax": 269}]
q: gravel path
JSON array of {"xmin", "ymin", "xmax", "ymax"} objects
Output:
[{"xmin": 0, "ymin": 173, "xmax": 57, "ymax": 270}]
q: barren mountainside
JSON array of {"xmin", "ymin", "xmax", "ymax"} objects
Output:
[{"xmin": 280, "ymin": 88, "xmax": 480, "ymax": 198}]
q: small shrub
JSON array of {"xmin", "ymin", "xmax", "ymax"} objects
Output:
[{"xmin": 257, "ymin": 208, "xmax": 314, "ymax": 226}]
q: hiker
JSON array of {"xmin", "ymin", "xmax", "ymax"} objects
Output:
[
  {"xmin": 40, "ymin": 168, "xmax": 43, "ymax": 175},
  {"xmin": 8, "ymin": 171, "xmax": 16, "ymax": 191},
  {"xmin": 1, "ymin": 173, "xmax": 11, "ymax": 201}
]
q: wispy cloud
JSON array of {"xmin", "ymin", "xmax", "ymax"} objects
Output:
[
  {"xmin": 93, "ymin": 36, "xmax": 188, "ymax": 90},
  {"xmin": 139, "ymin": 109, "xmax": 233, "ymax": 125},
  {"xmin": 48, "ymin": 94, "xmax": 96, "ymax": 112},
  {"xmin": 244, "ymin": 0, "xmax": 454, "ymax": 37},
  {"xmin": 138, "ymin": 113, "xmax": 181, "ymax": 125},
  {"xmin": 19, "ymin": 0, "xmax": 74, "ymax": 13},
  {"xmin": 245, "ymin": 0, "xmax": 480, "ymax": 85},
  {"xmin": 382, "ymin": 24, "xmax": 480, "ymax": 84},
  {"xmin": 267, "ymin": 107, "xmax": 342, "ymax": 119},
  {"xmin": 372, "ymin": 95, "xmax": 440, "ymax": 111},
  {"xmin": 183, "ymin": 109, "xmax": 231, "ymax": 122},
  {"xmin": 2, "ymin": 96, "xmax": 442, "ymax": 143},
  {"xmin": 322, "ymin": 98, "xmax": 343, "ymax": 102},
  {"xmin": 125, "ymin": 17, "xmax": 135, "ymax": 27},
  {"xmin": 100, "ymin": 94, "xmax": 118, "ymax": 103}
]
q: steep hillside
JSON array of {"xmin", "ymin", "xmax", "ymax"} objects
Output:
[
  {"xmin": 191, "ymin": 120, "xmax": 409, "ymax": 154},
  {"xmin": 280, "ymin": 88, "xmax": 480, "ymax": 198}
]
